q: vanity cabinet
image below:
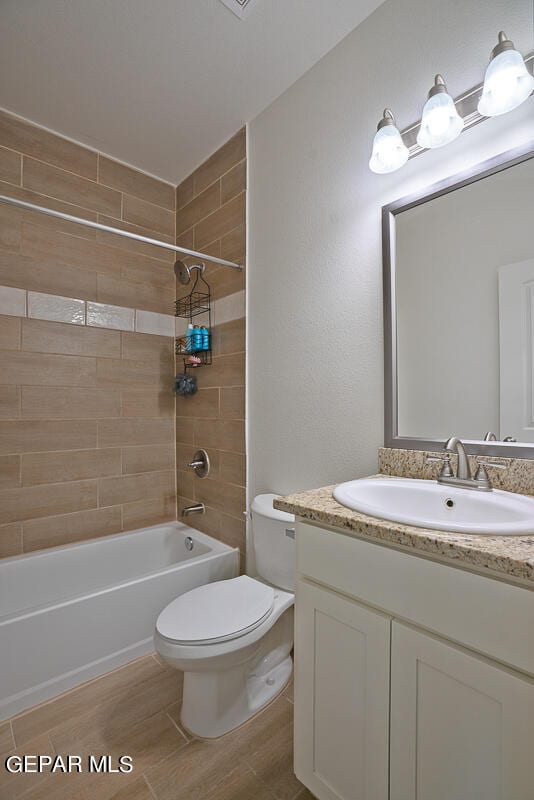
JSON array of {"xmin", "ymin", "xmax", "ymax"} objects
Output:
[
  {"xmin": 294, "ymin": 580, "xmax": 390, "ymax": 800},
  {"xmin": 294, "ymin": 521, "xmax": 534, "ymax": 800}
]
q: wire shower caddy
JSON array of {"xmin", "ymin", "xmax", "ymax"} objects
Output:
[{"xmin": 174, "ymin": 264, "xmax": 212, "ymax": 370}]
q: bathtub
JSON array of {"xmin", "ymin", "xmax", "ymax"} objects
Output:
[{"xmin": 0, "ymin": 522, "xmax": 239, "ymax": 721}]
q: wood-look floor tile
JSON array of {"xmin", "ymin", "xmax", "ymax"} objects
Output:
[
  {"xmin": 0, "ymin": 315, "xmax": 21, "ymax": 351},
  {"xmin": 122, "ymin": 495, "xmax": 176, "ymax": 531},
  {"xmin": 192, "ymin": 129, "xmax": 245, "ymax": 196},
  {"xmin": 0, "ymin": 732, "xmax": 55, "ymax": 800},
  {"xmin": 22, "ymin": 448, "xmax": 121, "ymax": 486},
  {"xmin": 22, "ymin": 386, "xmax": 121, "ymax": 420},
  {"xmin": 0, "ymin": 386, "xmax": 20, "ymax": 420},
  {"xmin": 0, "ymin": 479, "xmax": 97, "ymax": 525},
  {"xmin": 122, "ymin": 194, "xmax": 175, "ymax": 238},
  {"xmin": 98, "ymin": 156, "xmax": 175, "ymax": 211},
  {"xmin": 23, "ymin": 158, "xmax": 120, "ymax": 217},
  {"xmin": 22, "ymin": 318, "xmax": 121, "ymax": 359},
  {"xmin": 0, "ymin": 720, "xmax": 14, "ymax": 751},
  {"xmin": 122, "ymin": 444, "xmax": 175, "ymax": 475},
  {"xmin": 0, "ymin": 250, "xmax": 98, "ymax": 302},
  {"xmin": 11, "ymin": 655, "xmax": 165, "ymax": 747},
  {"xmin": 121, "ymin": 388, "xmax": 174, "ymax": 418},
  {"xmin": 0, "ymin": 454, "xmax": 20, "ymax": 490},
  {"xmin": 107, "ymin": 776, "xmax": 154, "ymax": 800}
]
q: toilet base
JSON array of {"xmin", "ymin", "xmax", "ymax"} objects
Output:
[
  {"xmin": 181, "ymin": 654, "xmax": 293, "ymax": 739},
  {"xmin": 177, "ymin": 607, "xmax": 294, "ymax": 738}
]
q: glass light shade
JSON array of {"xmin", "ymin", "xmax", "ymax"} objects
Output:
[
  {"xmin": 478, "ymin": 48, "xmax": 534, "ymax": 117},
  {"xmin": 369, "ymin": 124, "xmax": 409, "ymax": 174},
  {"xmin": 417, "ymin": 91, "xmax": 464, "ymax": 148}
]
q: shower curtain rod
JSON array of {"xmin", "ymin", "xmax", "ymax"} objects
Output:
[{"xmin": 0, "ymin": 194, "xmax": 244, "ymax": 270}]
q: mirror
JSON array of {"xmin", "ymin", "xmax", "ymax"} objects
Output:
[{"xmin": 383, "ymin": 143, "xmax": 534, "ymax": 456}]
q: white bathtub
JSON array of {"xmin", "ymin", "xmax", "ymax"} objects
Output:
[{"xmin": 0, "ymin": 522, "xmax": 239, "ymax": 721}]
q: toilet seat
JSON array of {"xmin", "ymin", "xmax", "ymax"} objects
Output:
[{"xmin": 156, "ymin": 575, "xmax": 275, "ymax": 645}]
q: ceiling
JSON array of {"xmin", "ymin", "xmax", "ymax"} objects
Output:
[{"xmin": 0, "ymin": 0, "xmax": 384, "ymax": 185}]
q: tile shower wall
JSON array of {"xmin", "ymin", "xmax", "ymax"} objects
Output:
[
  {"xmin": 0, "ymin": 109, "xmax": 177, "ymax": 557},
  {"xmin": 175, "ymin": 129, "xmax": 246, "ymax": 561}
]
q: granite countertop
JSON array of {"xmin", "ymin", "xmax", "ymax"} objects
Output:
[{"xmin": 274, "ymin": 482, "xmax": 534, "ymax": 586}]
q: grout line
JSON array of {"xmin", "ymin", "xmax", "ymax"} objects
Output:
[{"xmin": 143, "ymin": 773, "xmax": 159, "ymax": 800}]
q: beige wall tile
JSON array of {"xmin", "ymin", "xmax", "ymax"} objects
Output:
[
  {"xmin": 0, "ymin": 285, "xmax": 26, "ymax": 317},
  {"xmin": 0, "ymin": 420, "xmax": 97, "ymax": 455},
  {"xmin": 121, "ymin": 388, "xmax": 174, "ymax": 418},
  {"xmin": 0, "ymin": 145, "xmax": 21, "ymax": 186},
  {"xmin": 97, "ymin": 214, "xmax": 174, "ymax": 262},
  {"xmin": 211, "ymin": 318, "xmax": 245, "ymax": 356},
  {"xmin": 0, "ymin": 314, "xmax": 21, "ymax": 350},
  {"xmin": 0, "ymin": 250, "xmax": 98, "ymax": 301},
  {"xmin": 194, "ymin": 419, "xmax": 245, "ymax": 453},
  {"xmin": 98, "ymin": 156, "xmax": 175, "ymax": 210},
  {"xmin": 23, "ymin": 157, "xmax": 121, "ymax": 216},
  {"xmin": 21, "ymin": 223, "xmax": 121, "ymax": 277},
  {"xmin": 0, "ymin": 212, "xmax": 21, "ymax": 252},
  {"xmin": 0, "ymin": 386, "xmax": 20, "ymax": 419},
  {"xmin": 99, "ymin": 469, "xmax": 175, "ymax": 507},
  {"xmin": 96, "ymin": 356, "xmax": 170, "ymax": 388},
  {"xmin": 195, "ymin": 479, "xmax": 245, "ymax": 518},
  {"xmin": 175, "ymin": 416, "xmax": 195, "ymax": 445},
  {"xmin": 22, "ymin": 506, "xmax": 122, "ymax": 553},
  {"xmin": 220, "ymin": 387, "xmax": 245, "ymax": 419},
  {"xmin": 220, "ymin": 223, "xmax": 246, "ymax": 264},
  {"xmin": 192, "ymin": 128, "xmax": 246, "ymax": 195},
  {"xmin": 0, "ymin": 521, "xmax": 23, "ymax": 556},
  {"xmin": 0, "ymin": 182, "xmax": 98, "ymax": 241},
  {"xmin": 219, "ymin": 512, "xmax": 246, "ymax": 552},
  {"xmin": 0, "ymin": 350, "xmax": 96, "ymax": 387},
  {"xmin": 22, "ymin": 448, "xmax": 121, "ymax": 486},
  {"xmin": 97, "ymin": 273, "xmax": 172, "ymax": 315},
  {"xmin": 121, "ymin": 331, "xmax": 174, "ymax": 362},
  {"xmin": 194, "ymin": 192, "xmax": 246, "ymax": 250},
  {"xmin": 0, "ymin": 479, "xmax": 97, "ymax": 525},
  {"xmin": 176, "ymin": 174, "xmax": 194, "ymax": 209},
  {"xmin": 122, "ymin": 495, "xmax": 176, "ymax": 531},
  {"xmin": 176, "ymin": 181, "xmax": 220, "ymax": 237},
  {"xmin": 122, "ymin": 444, "xmax": 175, "ymax": 475},
  {"xmin": 22, "ymin": 317, "xmax": 121, "ymax": 358},
  {"xmin": 219, "ymin": 451, "xmax": 246, "ymax": 487},
  {"xmin": 197, "ymin": 353, "xmax": 245, "ymax": 389},
  {"xmin": 176, "ymin": 388, "xmax": 219, "ymax": 418},
  {"xmin": 0, "ymin": 454, "xmax": 20, "ymax": 490},
  {"xmin": 176, "ymin": 470, "xmax": 195, "ymax": 501},
  {"xmin": 207, "ymin": 263, "xmax": 245, "ymax": 299},
  {"xmin": 98, "ymin": 417, "xmax": 174, "ymax": 447},
  {"xmin": 0, "ymin": 110, "xmax": 98, "ymax": 179},
  {"xmin": 22, "ymin": 386, "xmax": 120, "ymax": 419},
  {"xmin": 221, "ymin": 160, "xmax": 246, "ymax": 205},
  {"xmin": 123, "ymin": 194, "xmax": 174, "ymax": 238}
]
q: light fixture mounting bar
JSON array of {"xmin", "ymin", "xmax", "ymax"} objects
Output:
[{"xmin": 402, "ymin": 52, "xmax": 533, "ymax": 159}]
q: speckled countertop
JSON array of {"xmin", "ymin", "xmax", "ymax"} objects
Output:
[{"xmin": 274, "ymin": 481, "xmax": 534, "ymax": 586}]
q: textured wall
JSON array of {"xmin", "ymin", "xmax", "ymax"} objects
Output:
[
  {"xmin": 175, "ymin": 130, "xmax": 247, "ymax": 562},
  {"xmin": 0, "ymin": 109, "xmax": 177, "ymax": 557},
  {"xmin": 248, "ymin": 0, "xmax": 534, "ymax": 498}
]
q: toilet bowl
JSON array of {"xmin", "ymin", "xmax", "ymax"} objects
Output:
[{"xmin": 154, "ymin": 494, "xmax": 295, "ymax": 738}]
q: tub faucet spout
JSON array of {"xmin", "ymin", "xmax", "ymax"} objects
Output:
[{"xmin": 182, "ymin": 503, "xmax": 205, "ymax": 517}]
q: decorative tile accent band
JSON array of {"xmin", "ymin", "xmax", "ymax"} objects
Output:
[{"xmin": 0, "ymin": 285, "xmax": 175, "ymax": 337}]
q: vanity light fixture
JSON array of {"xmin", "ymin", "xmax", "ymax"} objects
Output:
[
  {"xmin": 478, "ymin": 31, "xmax": 534, "ymax": 117},
  {"xmin": 369, "ymin": 31, "xmax": 533, "ymax": 173},
  {"xmin": 417, "ymin": 75, "xmax": 464, "ymax": 148},
  {"xmin": 368, "ymin": 109, "xmax": 409, "ymax": 174}
]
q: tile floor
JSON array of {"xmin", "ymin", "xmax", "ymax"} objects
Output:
[{"xmin": 1, "ymin": 654, "xmax": 313, "ymax": 800}]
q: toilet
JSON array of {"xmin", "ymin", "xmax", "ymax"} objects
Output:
[{"xmin": 154, "ymin": 494, "xmax": 295, "ymax": 738}]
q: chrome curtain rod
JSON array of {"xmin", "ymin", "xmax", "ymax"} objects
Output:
[{"xmin": 0, "ymin": 194, "xmax": 244, "ymax": 270}]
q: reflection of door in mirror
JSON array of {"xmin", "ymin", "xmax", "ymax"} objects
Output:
[{"xmin": 499, "ymin": 260, "xmax": 534, "ymax": 443}]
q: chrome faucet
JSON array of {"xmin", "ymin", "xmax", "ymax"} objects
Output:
[
  {"xmin": 426, "ymin": 436, "xmax": 501, "ymax": 492},
  {"xmin": 181, "ymin": 503, "xmax": 205, "ymax": 517}
]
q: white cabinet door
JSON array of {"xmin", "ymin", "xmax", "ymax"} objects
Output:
[
  {"xmin": 390, "ymin": 622, "xmax": 534, "ymax": 800},
  {"xmin": 294, "ymin": 579, "xmax": 390, "ymax": 800}
]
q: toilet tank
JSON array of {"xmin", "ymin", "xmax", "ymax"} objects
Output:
[{"xmin": 251, "ymin": 494, "xmax": 295, "ymax": 592}]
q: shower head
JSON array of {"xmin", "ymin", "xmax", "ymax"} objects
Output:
[{"xmin": 174, "ymin": 260, "xmax": 205, "ymax": 285}]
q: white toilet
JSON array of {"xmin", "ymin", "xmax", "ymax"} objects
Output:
[{"xmin": 154, "ymin": 494, "xmax": 295, "ymax": 738}]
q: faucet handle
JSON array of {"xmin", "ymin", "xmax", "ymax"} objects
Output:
[{"xmin": 425, "ymin": 453, "xmax": 453, "ymax": 478}]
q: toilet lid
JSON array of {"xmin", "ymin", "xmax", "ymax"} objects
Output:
[{"xmin": 156, "ymin": 575, "xmax": 275, "ymax": 645}]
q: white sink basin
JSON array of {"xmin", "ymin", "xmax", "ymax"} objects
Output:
[{"xmin": 333, "ymin": 477, "xmax": 534, "ymax": 535}]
